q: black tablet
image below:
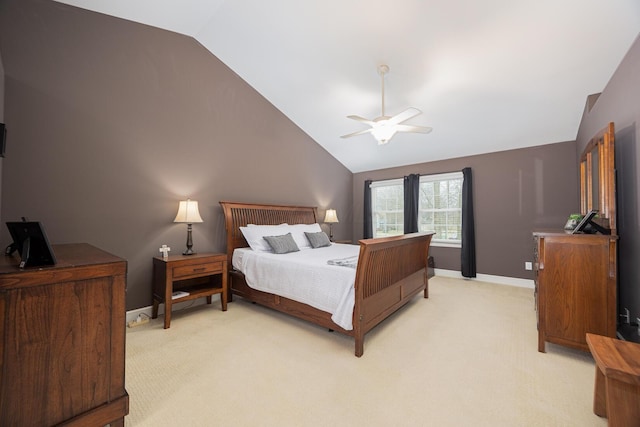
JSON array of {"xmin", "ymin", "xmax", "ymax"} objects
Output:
[
  {"xmin": 6, "ymin": 221, "xmax": 56, "ymax": 268},
  {"xmin": 571, "ymin": 210, "xmax": 598, "ymax": 234}
]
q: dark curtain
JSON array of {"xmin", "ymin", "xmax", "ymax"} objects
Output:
[
  {"xmin": 461, "ymin": 167, "xmax": 476, "ymax": 277},
  {"xmin": 404, "ymin": 174, "xmax": 420, "ymax": 233},
  {"xmin": 363, "ymin": 180, "xmax": 373, "ymax": 239}
]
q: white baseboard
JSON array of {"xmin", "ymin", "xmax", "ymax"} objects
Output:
[
  {"xmin": 434, "ymin": 268, "xmax": 535, "ymax": 289},
  {"xmin": 126, "ymin": 298, "xmax": 209, "ymax": 324}
]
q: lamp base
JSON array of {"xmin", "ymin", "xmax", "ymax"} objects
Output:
[{"xmin": 183, "ymin": 223, "xmax": 196, "ymax": 255}]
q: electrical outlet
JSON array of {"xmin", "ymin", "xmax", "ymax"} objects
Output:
[
  {"xmin": 637, "ymin": 318, "xmax": 640, "ymax": 336},
  {"xmin": 525, "ymin": 262, "xmax": 532, "ymax": 271},
  {"xmin": 621, "ymin": 308, "xmax": 631, "ymax": 324}
]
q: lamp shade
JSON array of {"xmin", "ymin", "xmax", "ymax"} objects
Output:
[
  {"xmin": 324, "ymin": 209, "xmax": 339, "ymax": 224},
  {"xmin": 174, "ymin": 199, "xmax": 203, "ymax": 223}
]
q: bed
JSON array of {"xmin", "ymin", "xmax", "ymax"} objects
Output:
[{"xmin": 220, "ymin": 201, "xmax": 435, "ymax": 357}]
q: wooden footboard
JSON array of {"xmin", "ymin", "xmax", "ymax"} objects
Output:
[
  {"xmin": 353, "ymin": 233, "xmax": 434, "ymax": 356},
  {"xmin": 220, "ymin": 201, "xmax": 434, "ymax": 357}
]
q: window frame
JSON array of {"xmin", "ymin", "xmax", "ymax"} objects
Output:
[
  {"xmin": 418, "ymin": 171, "xmax": 463, "ymax": 248},
  {"xmin": 369, "ymin": 178, "xmax": 404, "ymax": 238},
  {"xmin": 367, "ymin": 172, "xmax": 464, "ymax": 248}
]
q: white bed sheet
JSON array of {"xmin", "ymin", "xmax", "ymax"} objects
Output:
[{"xmin": 232, "ymin": 244, "xmax": 360, "ymax": 330}]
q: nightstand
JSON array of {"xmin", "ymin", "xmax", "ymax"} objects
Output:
[{"xmin": 152, "ymin": 252, "xmax": 227, "ymax": 328}]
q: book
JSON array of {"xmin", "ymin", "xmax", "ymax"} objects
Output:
[{"xmin": 171, "ymin": 291, "xmax": 189, "ymax": 300}]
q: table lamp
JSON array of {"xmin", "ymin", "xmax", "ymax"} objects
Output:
[
  {"xmin": 324, "ymin": 209, "xmax": 339, "ymax": 241},
  {"xmin": 174, "ymin": 199, "xmax": 203, "ymax": 255}
]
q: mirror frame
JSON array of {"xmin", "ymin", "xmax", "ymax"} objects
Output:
[{"xmin": 579, "ymin": 122, "xmax": 616, "ymax": 235}]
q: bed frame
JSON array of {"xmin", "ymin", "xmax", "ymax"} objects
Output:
[{"xmin": 220, "ymin": 201, "xmax": 435, "ymax": 357}]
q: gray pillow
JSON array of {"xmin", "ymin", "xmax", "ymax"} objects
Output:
[
  {"xmin": 263, "ymin": 232, "xmax": 300, "ymax": 254},
  {"xmin": 304, "ymin": 231, "xmax": 331, "ymax": 248}
]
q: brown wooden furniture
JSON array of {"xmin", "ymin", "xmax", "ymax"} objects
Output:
[
  {"xmin": 533, "ymin": 123, "xmax": 619, "ymax": 353},
  {"xmin": 220, "ymin": 201, "xmax": 435, "ymax": 357},
  {"xmin": 533, "ymin": 232, "xmax": 617, "ymax": 352},
  {"xmin": 586, "ymin": 333, "xmax": 640, "ymax": 426},
  {"xmin": 152, "ymin": 252, "xmax": 228, "ymax": 328},
  {"xmin": 0, "ymin": 243, "xmax": 128, "ymax": 427}
]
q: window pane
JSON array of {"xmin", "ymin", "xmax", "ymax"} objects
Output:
[
  {"xmin": 418, "ymin": 173, "xmax": 463, "ymax": 244},
  {"xmin": 371, "ymin": 182, "xmax": 403, "ymax": 238}
]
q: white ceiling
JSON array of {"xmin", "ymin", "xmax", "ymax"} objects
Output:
[{"xmin": 55, "ymin": 0, "xmax": 640, "ymax": 173}]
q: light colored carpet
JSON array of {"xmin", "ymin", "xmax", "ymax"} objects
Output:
[{"xmin": 124, "ymin": 276, "xmax": 606, "ymax": 427}]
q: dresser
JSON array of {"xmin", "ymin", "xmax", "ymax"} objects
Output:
[
  {"xmin": 0, "ymin": 243, "xmax": 129, "ymax": 426},
  {"xmin": 533, "ymin": 231, "xmax": 617, "ymax": 352}
]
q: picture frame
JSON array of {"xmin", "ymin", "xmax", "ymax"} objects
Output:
[
  {"xmin": 5, "ymin": 221, "xmax": 57, "ymax": 268},
  {"xmin": 571, "ymin": 209, "xmax": 598, "ymax": 234}
]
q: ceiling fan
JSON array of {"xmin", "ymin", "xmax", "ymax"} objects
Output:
[{"xmin": 341, "ymin": 64, "xmax": 432, "ymax": 145}]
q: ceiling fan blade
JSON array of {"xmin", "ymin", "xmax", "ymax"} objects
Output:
[
  {"xmin": 341, "ymin": 128, "xmax": 373, "ymax": 139},
  {"xmin": 346, "ymin": 115, "xmax": 375, "ymax": 125},
  {"xmin": 388, "ymin": 107, "xmax": 422, "ymax": 125},
  {"xmin": 395, "ymin": 124, "xmax": 433, "ymax": 134}
]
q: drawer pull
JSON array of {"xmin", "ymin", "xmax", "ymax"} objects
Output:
[{"xmin": 193, "ymin": 267, "xmax": 206, "ymax": 272}]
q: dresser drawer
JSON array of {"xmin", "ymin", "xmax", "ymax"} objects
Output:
[{"xmin": 172, "ymin": 261, "xmax": 223, "ymax": 279}]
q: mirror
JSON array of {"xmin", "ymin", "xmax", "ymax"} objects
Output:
[
  {"xmin": 591, "ymin": 147, "xmax": 599, "ymax": 211},
  {"xmin": 579, "ymin": 122, "xmax": 616, "ymax": 234}
]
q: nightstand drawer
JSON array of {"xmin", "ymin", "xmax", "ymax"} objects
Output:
[{"xmin": 173, "ymin": 261, "xmax": 223, "ymax": 279}]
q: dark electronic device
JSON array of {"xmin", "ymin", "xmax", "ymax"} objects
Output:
[
  {"xmin": 5, "ymin": 219, "xmax": 56, "ymax": 268},
  {"xmin": 571, "ymin": 209, "xmax": 610, "ymax": 235}
]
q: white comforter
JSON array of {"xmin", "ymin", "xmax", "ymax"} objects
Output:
[{"xmin": 232, "ymin": 244, "xmax": 360, "ymax": 330}]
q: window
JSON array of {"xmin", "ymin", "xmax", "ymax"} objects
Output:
[
  {"xmin": 370, "ymin": 178, "xmax": 404, "ymax": 238},
  {"xmin": 368, "ymin": 172, "xmax": 463, "ymax": 246},
  {"xmin": 419, "ymin": 172, "xmax": 463, "ymax": 247}
]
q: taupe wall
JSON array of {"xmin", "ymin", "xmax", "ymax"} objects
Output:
[
  {"xmin": 0, "ymin": 51, "xmax": 4, "ymax": 117},
  {"xmin": 0, "ymin": 0, "xmax": 353, "ymax": 310},
  {"xmin": 1, "ymin": 0, "xmax": 627, "ymax": 314},
  {"xmin": 0, "ymin": 50, "xmax": 4, "ymax": 214},
  {"xmin": 575, "ymin": 34, "xmax": 640, "ymax": 323},
  {"xmin": 353, "ymin": 141, "xmax": 579, "ymax": 279}
]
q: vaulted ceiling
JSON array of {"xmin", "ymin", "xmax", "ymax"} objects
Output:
[{"xmin": 55, "ymin": 0, "xmax": 640, "ymax": 172}]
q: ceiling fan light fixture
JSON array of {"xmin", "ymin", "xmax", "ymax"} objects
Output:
[{"xmin": 371, "ymin": 120, "xmax": 396, "ymax": 145}]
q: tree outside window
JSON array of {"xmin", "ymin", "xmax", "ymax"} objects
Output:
[
  {"xmin": 371, "ymin": 179, "xmax": 404, "ymax": 238},
  {"xmin": 419, "ymin": 172, "xmax": 463, "ymax": 245},
  {"xmin": 368, "ymin": 173, "xmax": 463, "ymax": 246}
]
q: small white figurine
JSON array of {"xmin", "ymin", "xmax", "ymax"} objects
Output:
[{"xmin": 159, "ymin": 244, "xmax": 171, "ymax": 259}]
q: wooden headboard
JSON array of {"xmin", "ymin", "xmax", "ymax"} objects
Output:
[{"xmin": 219, "ymin": 201, "xmax": 318, "ymax": 267}]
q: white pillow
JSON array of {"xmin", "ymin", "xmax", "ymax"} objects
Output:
[
  {"xmin": 240, "ymin": 224, "xmax": 290, "ymax": 252},
  {"xmin": 287, "ymin": 223, "xmax": 322, "ymax": 249}
]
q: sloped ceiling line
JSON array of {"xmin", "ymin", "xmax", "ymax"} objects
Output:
[{"xmin": 54, "ymin": 0, "xmax": 640, "ymax": 172}]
